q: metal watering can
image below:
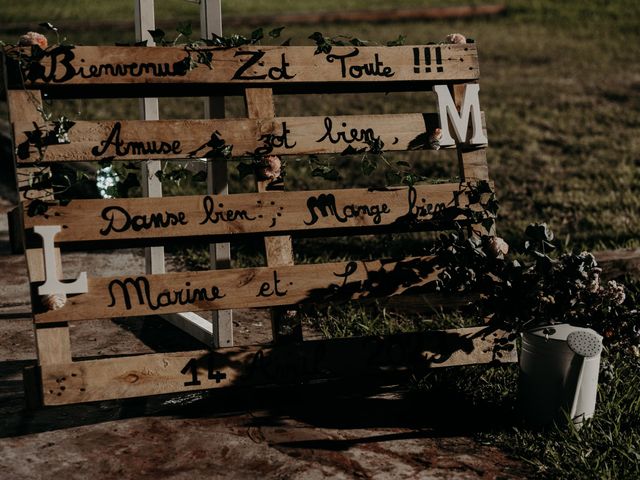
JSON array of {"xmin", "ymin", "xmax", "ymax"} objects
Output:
[{"xmin": 519, "ymin": 323, "xmax": 603, "ymax": 427}]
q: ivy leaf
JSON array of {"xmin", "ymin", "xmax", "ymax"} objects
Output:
[
  {"xmin": 148, "ymin": 29, "xmax": 165, "ymax": 44},
  {"xmin": 482, "ymin": 218, "xmax": 496, "ymax": 232},
  {"xmin": 27, "ymin": 199, "xmax": 49, "ymax": 216},
  {"xmin": 268, "ymin": 26, "xmax": 285, "ymax": 38},
  {"xmin": 525, "ymin": 223, "xmax": 554, "ymax": 242},
  {"xmin": 250, "ymin": 28, "xmax": 264, "ymax": 43},
  {"xmin": 366, "ymin": 137, "xmax": 385, "ymax": 154},
  {"xmin": 361, "ymin": 157, "xmax": 377, "ymax": 176},
  {"xmin": 341, "ymin": 145, "xmax": 365, "ymax": 156},
  {"xmin": 116, "ymin": 172, "xmax": 141, "ymax": 197},
  {"xmin": 192, "ymin": 170, "xmax": 208, "ymax": 182},
  {"xmin": 176, "ymin": 22, "xmax": 193, "ymax": 38},
  {"xmin": 237, "ymin": 161, "xmax": 255, "ymax": 180},
  {"xmin": 475, "ymin": 180, "xmax": 493, "ymax": 194},
  {"xmin": 349, "ymin": 37, "xmax": 367, "ymax": 46},
  {"xmin": 386, "ymin": 35, "xmax": 406, "ymax": 47},
  {"xmin": 385, "ymin": 170, "xmax": 402, "ymax": 185},
  {"xmin": 134, "ymin": 40, "xmax": 148, "ymax": 47},
  {"xmin": 38, "ymin": 22, "xmax": 58, "ymax": 32},
  {"xmin": 309, "ymin": 32, "xmax": 332, "ymax": 55},
  {"xmin": 396, "ymin": 160, "xmax": 411, "ymax": 168},
  {"xmin": 312, "ymin": 166, "xmax": 340, "ymax": 181},
  {"xmin": 308, "ymin": 32, "xmax": 325, "ymax": 43},
  {"xmin": 280, "ymin": 38, "xmax": 292, "ymax": 46}
]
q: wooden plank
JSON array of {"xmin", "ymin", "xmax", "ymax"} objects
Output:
[
  {"xmin": 32, "ymin": 255, "xmax": 440, "ymax": 323},
  {"xmin": 4, "ymin": 44, "xmax": 479, "ymax": 89},
  {"xmin": 12, "ymin": 112, "xmax": 456, "ymax": 163},
  {"xmin": 39, "ymin": 326, "xmax": 517, "ymax": 405},
  {"xmin": 594, "ymin": 248, "xmax": 640, "ymax": 280},
  {"xmin": 245, "ymin": 87, "xmax": 300, "ymax": 343},
  {"xmin": 451, "ymin": 83, "xmax": 493, "ymax": 236},
  {"xmin": 6, "ymin": 90, "xmax": 73, "ymax": 366},
  {"xmin": 26, "ymin": 248, "xmax": 73, "ymax": 364},
  {"xmin": 23, "ymin": 183, "xmax": 481, "ymax": 243},
  {"xmin": 452, "ymin": 84, "xmax": 489, "ymax": 182}
]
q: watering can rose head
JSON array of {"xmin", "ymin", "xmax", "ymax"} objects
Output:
[{"xmin": 431, "ymin": 223, "xmax": 639, "ymax": 353}]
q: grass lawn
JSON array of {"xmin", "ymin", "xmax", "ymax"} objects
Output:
[{"xmin": 1, "ymin": 1, "xmax": 639, "ymax": 478}]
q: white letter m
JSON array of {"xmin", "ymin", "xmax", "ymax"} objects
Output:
[{"xmin": 434, "ymin": 84, "xmax": 488, "ymax": 147}]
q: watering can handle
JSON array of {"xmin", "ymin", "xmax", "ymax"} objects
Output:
[{"xmin": 569, "ymin": 356, "xmax": 586, "ymax": 420}]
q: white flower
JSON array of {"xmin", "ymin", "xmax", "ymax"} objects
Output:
[
  {"xmin": 604, "ymin": 280, "xmax": 626, "ymax": 305},
  {"xmin": 445, "ymin": 33, "xmax": 467, "ymax": 45}
]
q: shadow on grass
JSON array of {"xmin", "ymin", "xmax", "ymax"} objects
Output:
[{"xmin": 0, "ymin": 364, "xmax": 520, "ymax": 443}]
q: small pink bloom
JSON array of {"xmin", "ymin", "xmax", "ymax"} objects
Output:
[
  {"xmin": 429, "ymin": 128, "xmax": 442, "ymax": 150},
  {"xmin": 256, "ymin": 155, "xmax": 282, "ymax": 181},
  {"xmin": 445, "ymin": 33, "xmax": 467, "ymax": 45},
  {"xmin": 19, "ymin": 31, "xmax": 48, "ymax": 48}
]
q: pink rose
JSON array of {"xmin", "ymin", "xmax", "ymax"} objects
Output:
[
  {"xmin": 445, "ymin": 33, "xmax": 467, "ymax": 45},
  {"xmin": 256, "ymin": 155, "xmax": 282, "ymax": 181},
  {"xmin": 18, "ymin": 31, "xmax": 48, "ymax": 48}
]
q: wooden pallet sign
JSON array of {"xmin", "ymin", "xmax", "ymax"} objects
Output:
[{"xmin": 2, "ymin": 41, "xmax": 515, "ymax": 407}]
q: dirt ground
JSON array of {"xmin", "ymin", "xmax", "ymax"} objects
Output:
[{"xmin": 0, "ymin": 195, "xmax": 531, "ymax": 479}]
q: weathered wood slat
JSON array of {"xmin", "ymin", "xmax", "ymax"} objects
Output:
[
  {"xmin": 4, "ymin": 44, "xmax": 478, "ymax": 90},
  {"xmin": 40, "ymin": 326, "xmax": 516, "ymax": 405},
  {"xmin": 7, "ymin": 90, "xmax": 74, "ymax": 366},
  {"xmin": 244, "ymin": 86, "xmax": 301, "ymax": 343},
  {"xmin": 12, "ymin": 112, "xmax": 456, "ymax": 163},
  {"xmin": 33, "ymin": 256, "xmax": 440, "ymax": 323},
  {"xmin": 23, "ymin": 183, "xmax": 480, "ymax": 244}
]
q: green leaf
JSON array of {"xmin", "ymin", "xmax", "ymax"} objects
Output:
[
  {"xmin": 341, "ymin": 145, "xmax": 365, "ymax": 156},
  {"xmin": 27, "ymin": 199, "xmax": 49, "ymax": 217},
  {"xmin": 308, "ymin": 32, "xmax": 325, "ymax": 43},
  {"xmin": 361, "ymin": 157, "xmax": 377, "ymax": 176},
  {"xmin": 237, "ymin": 161, "xmax": 255, "ymax": 180},
  {"xmin": 250, "ymin": 28, "xmax": 264, "ymax": 43},
  {"xmin": 268, "ymin": 26, "xmax": 285, "ymax": 38},
  {"xmin": 386, "ymin": 35, "xmax": 406, "ymax": 47},
  {"xmin": 312, "ymin": 166, "xmax": 340, "ymax": 181},
  {"xmin": 385, "ymin": 170, "xmax": 402, "ymax": 185},
  {"xmin": 192, "ymin": 171, "xmax": 208, "ymax": 182},
  {"xmin": 148, "ymin": 29, "xmax": 165, "ymax": 44},
  {"xmin": 525, "ymin": 223, "xmax": 554, "ymax": 242},
  {"xmin": 176, "ymin": 22, "xmax": 193, "ymax": 38}
]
